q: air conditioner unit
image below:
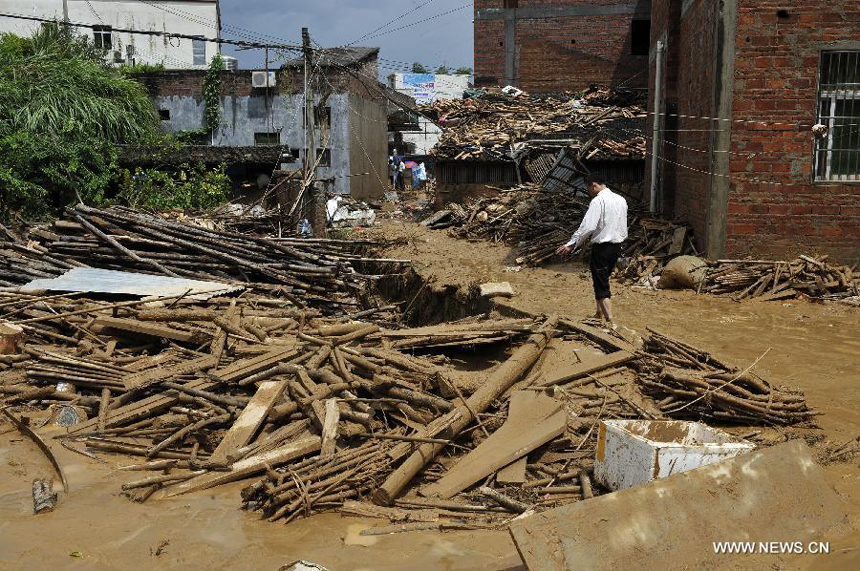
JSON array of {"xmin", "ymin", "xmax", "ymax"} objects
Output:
[
  {"xmin": 113, "ymin": 51, "xmax": 124, "ymax": 64},
  {"xmin": 251, "ymin": 71, "xmax": 276, "ymax": 88},
  {"xmin": 221, "ymin": 56, "xmax": 238, "ymax": 71}
]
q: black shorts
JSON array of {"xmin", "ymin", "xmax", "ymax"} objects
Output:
[{"xmin": 590, "ymin": 242, "xmax": 622, "ymax": 300}]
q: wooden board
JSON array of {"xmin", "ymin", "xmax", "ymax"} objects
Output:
[
  {"xmin": 207, "ymin": 379, "xmax": 289, "ymax": 465},
  {"xmin": 559, "ymin": 319, "xmax": 636, "ymax": 353},
  {"xmin": 496, "ymin": 391, "xmax": 536, "ymax": 484},
  {"xmin": 123, "ymin": 355, "xmax": 217, "ymax": 390},
  {"xmin": 421, "ymin": 396, "xmax": 564, "ymax": 499},
  {"xmin": 667, "ymin": 226, "xmax": 687, "ymax": 256},
  {"xmin": 93, "ymin": 316, "xmax": 206, "ymax": 344},
  {"xmin": 69, "ymin": 379, "xmax": 215, "ymax": 434},
  {"xmin": 164, "ymin": 436, "xmax": 321, "ymax": 496},
  {"xmin": 537, "ymin": 351, "xmax": 634, "ymax": 387},
  {"xmin": 213, "ymin": 347, "xmax": 296, "ymax": 384}
]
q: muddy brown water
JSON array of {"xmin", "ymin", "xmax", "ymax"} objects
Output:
[{"xmin": 1, "ymin": 220, "xmax": 857, "ymax": 570}]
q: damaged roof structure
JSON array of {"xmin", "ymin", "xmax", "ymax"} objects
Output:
[{"xmin": 421, "ymin": 86, "xmax": 648, "ymax": 203}]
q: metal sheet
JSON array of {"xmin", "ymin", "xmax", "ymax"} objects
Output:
[{"xmin": 21, "ymin": 267, "xmax": 240, "ymax": 300}]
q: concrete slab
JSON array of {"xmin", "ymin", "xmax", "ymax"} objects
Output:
[
  {"xmin": 479, "ymin": 281, "xmax": 515, "ymax": 298},
  {"xmin": 509, "ymin": 440, "xmax": 845, "ymax": 570}
]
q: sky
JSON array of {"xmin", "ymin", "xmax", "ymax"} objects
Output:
[{"xmin": 218, "ymin": 0, "xmax": 475, "ymax": 77}]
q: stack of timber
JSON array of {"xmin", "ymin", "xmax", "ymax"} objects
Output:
[
  {"xmin": 617, "ymin": 219, "xmax": 698, "ymax": 282},
  {"xmin": 0, "ymin": 205, "xmax": 406, "ymax": 312},
  {"xmin": 635, "ymin": 328, "xmax": 817, "ymax": 425},
  {"xmin": 420, "ymin": 85, "xmax": 647, "ymax": 162},
  {"xmin": 700, "ymin": 255, "xmax": 858, "ymax": 302}
]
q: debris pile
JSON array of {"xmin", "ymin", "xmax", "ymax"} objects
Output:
[
  {"xmin": 420, "ymin": 86, "xmax": 647, "ymax": 162},
  {"xmin": 699, "ymin": 255, "xmax": 858, "ymax": 302},
  {"xmin": 0, "ymin": 205, "xmax": 405, "ymax": 312},
  {"xmin": 636, "ymin": 328, "xmax": 817, "ymax": 424},
  {"xmin": 422, "ymin": 183, "xmax": 644, "ymax": 266}
]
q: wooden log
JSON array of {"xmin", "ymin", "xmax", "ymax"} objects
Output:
[
  {"xmin": 320, "ymin": 398, "xmax": 340, "ymax": 456},
  {"xmin": 164, "ymin": 436, "xmax": 321, "ymax": 496},
  {"xmin": 372, "ymin": 316, "xmax": 558, "ymax": 505},
  {"xmin": 478, "ymin": 486, "xmax": 530, "ymax": 513}
]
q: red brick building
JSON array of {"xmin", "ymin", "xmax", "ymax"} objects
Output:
[
  {"xmin": 647, "ymin": 1, "xmax": 860, "ymax": 262},
  {"xmin": 474, "ymin": 0, "xmax": 652, "ymax": 92}
]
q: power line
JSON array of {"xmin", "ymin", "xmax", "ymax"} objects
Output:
[
  {"xmin": 345, "ymin": 0, "xmax": 441, "ymax": 47},
  {"xmin": 0, "ymin": 12, "xmax": 303, "ymax": 51}
]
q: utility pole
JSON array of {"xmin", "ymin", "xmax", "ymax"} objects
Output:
[
  {"xmin": 62, "ymin": 0, "xmax": 69, "ymax": 22},
  {"xmin": 302, "ymin": 27, "xmax": 315, "ymax": 187}
]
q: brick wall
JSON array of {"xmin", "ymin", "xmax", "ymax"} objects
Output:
[
  {"xmin": 726, "ymin": 0, "xmax": 860, "ymax": 262},
  {"xmin": 646, "ymin": 0, "xmax": 718, "ymax": 248},
  {"xmin": 474, "ymin": 0, "xmax": 651, "ymax": 92},
  {"xmin": 648, "ymin": 0, "xmax": 860, "ymax": 262}
]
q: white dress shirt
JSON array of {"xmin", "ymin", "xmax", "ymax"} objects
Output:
[{"xmin": 565, "ymin": 187, "xmax": 628, "ymax": 248}]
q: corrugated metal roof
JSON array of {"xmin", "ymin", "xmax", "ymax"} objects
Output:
[{"xmin": 21, "ymin": 268, "xmax": 241, "ymax": 300}]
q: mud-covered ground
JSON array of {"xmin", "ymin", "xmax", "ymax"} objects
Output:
[{"xmin": 1, "ymin": 218, "xmax": 857, "ymax": 570}]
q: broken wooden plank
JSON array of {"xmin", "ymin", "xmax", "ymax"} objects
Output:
[
  {"xmin": 123, "ymin": 355, "xmax": 216, "ymax": 391},
  {"xmin": 92, "ymin": 316, "xmax": 207, "ymax": 344},
  {"xmin": 320, "ymin": 398, "xmax": 340, "ymax": 457},
  {"xmin": 496, "ymin": 391, "xmax": 536, "ymax": 484},
  {"xmin": 421, "ymin": 401, "xmax": 565, "ymax": 499},
  {"xmin": 559, "ymin": 319, "xmax": 635, "ymax": 353},
  {"xmin": 537, "ymin": 351, "xmax": 635, "ymax": 387},
  {"xmin": 207, "ymin": 379, "xmax": 289, "ymax": 466},
  {"xmin": 164, "ymin": 436, "xmax": 321, "ymax": 496},
  {"xmin": 213, "ymin": 347, "xmax": 296, "ymax": 384}
]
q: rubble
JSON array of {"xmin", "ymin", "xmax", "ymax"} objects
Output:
[{"xmin": 420, "ymin": 86, "xmax": 647, "ymax": 162}]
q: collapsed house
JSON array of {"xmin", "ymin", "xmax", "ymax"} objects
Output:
[{"xmin": 420, "ymin": 86, "xmax": 647, "ymax": 205}]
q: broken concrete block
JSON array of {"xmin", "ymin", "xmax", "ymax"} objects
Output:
[
  {"xmin": 510, "ymin": 440, "xmax": 844, "ymax": 571},
  {"xmin": 32, "ymin": 479, "xmax": 57, "ymax": 514},
  {"xmin": 479, "ymin": 282, "xmax": 514, "ymax": 298},
  {"xmin": 594, "ymin": 420, "xmax": 755, "ymax": 491},
  {"xmin": 0, "ymin": 322, "xmax": 24, "ymax": 354}
]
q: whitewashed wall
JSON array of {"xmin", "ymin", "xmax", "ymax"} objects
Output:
[{"xmin": 0, "ymin": 1, "xmax": 220, "ymax": 69}]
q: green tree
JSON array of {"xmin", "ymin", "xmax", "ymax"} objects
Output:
[
  {"xmin": 435, "ymin": 65, "xmax": 449, "ymax": 74},
  {"xmin": 454, "ymin": 66, "xmax": 473, "ymax": 75},
  {"xmin": 0, "ymin": 24, "xmax": 160, "ymax": 219},
  {"xmin": 411, "ymin": 62, "xmax": 428, "ymax": 73}
]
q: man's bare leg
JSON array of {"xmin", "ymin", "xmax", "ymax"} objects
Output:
[{"xmin": 597, "ymin": 298, "xmax": 614, "ymax": 328}]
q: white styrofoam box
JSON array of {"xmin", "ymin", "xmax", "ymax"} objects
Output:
[{"xmin": 594, "ymin": 420, "xmax": 755, "ymax": 491}]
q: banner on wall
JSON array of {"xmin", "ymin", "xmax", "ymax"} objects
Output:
[{"xmin": 403, "ymin": 73, "xmax": 437, "ymax": 104}]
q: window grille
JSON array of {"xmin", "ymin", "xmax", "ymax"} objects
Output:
[
  {"xmin": 93, "ymin": 25, "xmax": 112, "ymax": 51},
  {"xmin": 254, "ymin": 132, "xmax": 280, "ymax": 146},
  {"xmin": 815, "ymin": 51, "xmax": 860, "ymax": 182},
  {"xmin": 192, "ymin": 37, "xmax": 206, "ymax": 66}
]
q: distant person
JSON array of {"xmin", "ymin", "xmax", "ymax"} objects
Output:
[
  {"xmin": 389, "ymin": 157, "xmax": 397, "ymax": 188},
  {"xmin": 396, "ymin": 159, "xmax": 406, "ymax": 190},
  {"xmin": 556, "ymin": 175, "xmax": 628, "ymax": 329}
]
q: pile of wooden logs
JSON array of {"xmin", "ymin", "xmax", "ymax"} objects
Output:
[
  {"xmin": 635, "ymin": 328, "xmax": 817, "ymax": 425},
  {"xmin": 617, "ymin": 219, "xmax": 698, "ymax": 282},
  {"xmin": 420, "ymin": 86, "xmax": 647, "ymax": 161},
  {"xmin": 699, "ymin": 255, "xmax": 858, "ymax": 302},
  {"xmin": 0, "ymin": 205, "xmax": 407, "ymax": 312},
  {"xmin": 1, "ymin": 279, "xmax": 817, "ymax": 529}
]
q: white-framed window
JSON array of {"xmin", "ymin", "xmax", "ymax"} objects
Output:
[
  {"xmin": 815, "ymin": 51, "xmax": 860, "ymax": 182},
  {"xmin": 93, "ymin": 25, "xmax": 112, "ymax": 51},
  {"xmin": 192, "ymin": 36, "xmax": 206, "ymax": 66}
]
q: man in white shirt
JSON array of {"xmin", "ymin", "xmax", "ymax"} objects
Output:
[{"xmin": 556, "ymin": 175, "xmax": 628, "ymax": 327}]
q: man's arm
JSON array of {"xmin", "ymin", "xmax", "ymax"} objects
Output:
[{"xmin": 557, "ymin": 199, "xmax": 601, "ymax": 254}]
